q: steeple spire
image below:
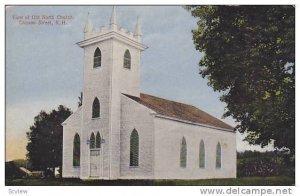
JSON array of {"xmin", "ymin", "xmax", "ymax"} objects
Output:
[
  {"xmin": 110, "ymin": 6, "xmax": 117, "ymax": 30},
  {"xmin": 84, "ymin": 12, "xmax": 93, "ymax": 33},
  {"xmin": 134, "ymin": 16, "xmax": 142, "ymax": 42}
]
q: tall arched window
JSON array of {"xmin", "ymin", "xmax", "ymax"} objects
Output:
[
  {"xmin": 123, "ymin": 49, "xmax": 131, "ymax": 69},
  {"xmin": 180, "ymin": 137, "xmax": 187, "ymax": 168},
  {"xmin": 73, "ymin": 133, "xmax": 80, "ymax": 167},
  {"xmin": 90, "ymin": 132, "xmax": 95, "ymax": 149},
  {"xmin": 96, "ymin": 132, "xmax": 101, "ymax": 148},
  {"xmin": 92, "ymin": 97, "xmax": 100, "ymax": 118},
  {"xmin": 216, "ymin": 142, "xmax": 222, "ymax": 169},
  {"xmin": 199, "ymin": 140, "xmax": 205, "ymax": 168},
  {"xmin": 130, "ymin": 129, "xmax": 139, "ymax": 166},
  {"xmin": 93, "ymin": 48, "xmax": 101, "ymax": 68}
]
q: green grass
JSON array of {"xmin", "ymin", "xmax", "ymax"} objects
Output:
[{"xmin": 6, "ymin": 176, "xmax": 294, "ymax": 186}]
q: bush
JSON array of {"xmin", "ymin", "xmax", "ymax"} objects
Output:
[
  {"xmin": 237, "ymin": 150, "xmax": 294, "ymax": 177},
  {"xmin": 5, "ymin": 161, "xmax": 26, "ymax": 179}
]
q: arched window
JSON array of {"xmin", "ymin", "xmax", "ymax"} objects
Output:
[
  {"xmin": 73, "ymin": 133, "xmax": 80, "ymax": 167},
  {"xmin": 93, "ymin": 48, "xmax": 101, "ymax": 68},
  {"xmin": 123, "ymin": 49, "xmax": 131, "ymax": 69},
  {"xmin": 216, "ymin": 142, "xmax": 222, "ymax": 169},
  {"xmin": 180, "ymin": 137, "xmax": 187, "ymax": 168},
  {"xmin": 199, "ymin": 140, "xmax": 205, "ymax": 168},
  {"xmin": 130, "ymin": 129, "xmax": 139, "ymax": 166},
  {"xmin": 96, "ymin": 132, "xmax": 101, "ymax": 148},
  {"xmin": 90, "ymin": 132, "xmax": 95, "ymax": 149},
  {"xmin": 92, "ymin": 97, "xmax": 100, "ymax": 118}
]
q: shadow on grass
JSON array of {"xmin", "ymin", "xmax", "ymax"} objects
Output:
[{"xmin": 5, "ymin": 176, "xmax": 295, "ymax": 186}]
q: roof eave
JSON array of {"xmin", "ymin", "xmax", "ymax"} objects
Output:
[
  {"xmin": 154, "ymin": 114, "xmax": 235, "ymax": 133},
  {"xmin": 77, "ymin": 31, "xmax": 148, "ymax": 51},
  {"xmin": 61, "ymin": 106, "xmax": 82, "ymax": 126}
]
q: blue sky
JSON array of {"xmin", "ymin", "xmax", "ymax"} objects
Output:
[{"xmin": 5, "ymin": 5, "xmax": 273, "ymax": 160}]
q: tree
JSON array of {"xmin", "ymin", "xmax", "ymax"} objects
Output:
[
  {"xmin": 26, "ymin": 105, "xmax": 72, "ymax": 177},
  {"xmin": 187, "ymin": 6, "xmax": 295, "ymax": 153},
  {"xmin": 77, "ymin": 92, "xmax": 83, "ymax": 107}
]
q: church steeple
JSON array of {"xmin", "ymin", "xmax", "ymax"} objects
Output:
[
  {"xmin": 110, "ymin": 6, "xmax": 117, "ymax": 30},
  {"xmin": 134, "ymin": 16, "xmax": 142, "ymax": 42},
  {"xmin": 84, "ymin": 12, "xmax": 93, "ymax": 33},
  {"xmin": 75, "ymin": 7, "xmax": 148, "ymax": 180}
]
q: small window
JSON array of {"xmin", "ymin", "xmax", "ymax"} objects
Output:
[
  {"xmin": 73, "ymin": 133, "xmax": 80, "ymax": 167},
  {"xmin": 96, "ymin": 132, "xmax": 101, "ymax": 148},
  {"xmin": 216, "ymin": 142, "xmax": 222, "ymax": 169},
  {"xmin": 180, "ymin": 137, "xmax": 187, "ymax": 168},
  {"xmin": 93, "ymin": 48, "xmax": 101, "ymax": 68},
  {"xmin": 92, "ymin": 97, "xmax": 100, "ymax": 118},
  {"xmin": 130, "ymin": 129, "xmax": 139, "ymax": 166},
  {"xmin": 199, "ymin": 140, "xmax": 205, "ymax": 168},
  {"xmin": 123, "ymin": 49, "xmax": 131, "ymax": 69},
  {"xmin": 90, "ymin": 132, "xmax": 95, "ymax": 149}
]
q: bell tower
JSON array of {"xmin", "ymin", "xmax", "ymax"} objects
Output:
[{"xmin": 76, "ymin": 7, "xmax": 147, "ymax": 179}]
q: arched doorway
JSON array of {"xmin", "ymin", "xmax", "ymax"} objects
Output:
[{"xmin": 89, "ymin": 132, "xmax": 101, "ymax": 177}]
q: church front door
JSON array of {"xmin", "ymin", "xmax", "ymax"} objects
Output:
[{"xmin": 90, "ymin": 149, "xmax": 100, "ymax": 177}]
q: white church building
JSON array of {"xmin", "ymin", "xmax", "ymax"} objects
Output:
[{"xmin": 62, "ymin": 7, "xmax": 236, "ymax": 180}]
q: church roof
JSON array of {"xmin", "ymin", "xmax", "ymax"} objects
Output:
[{"xmin": 124, "ymin": 93, "xmax": 233, "ymax": 130}]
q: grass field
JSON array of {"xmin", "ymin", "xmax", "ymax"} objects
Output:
[{"xmin": 6, "ymin": 176, "xmax": 294, "ymax": 186}]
